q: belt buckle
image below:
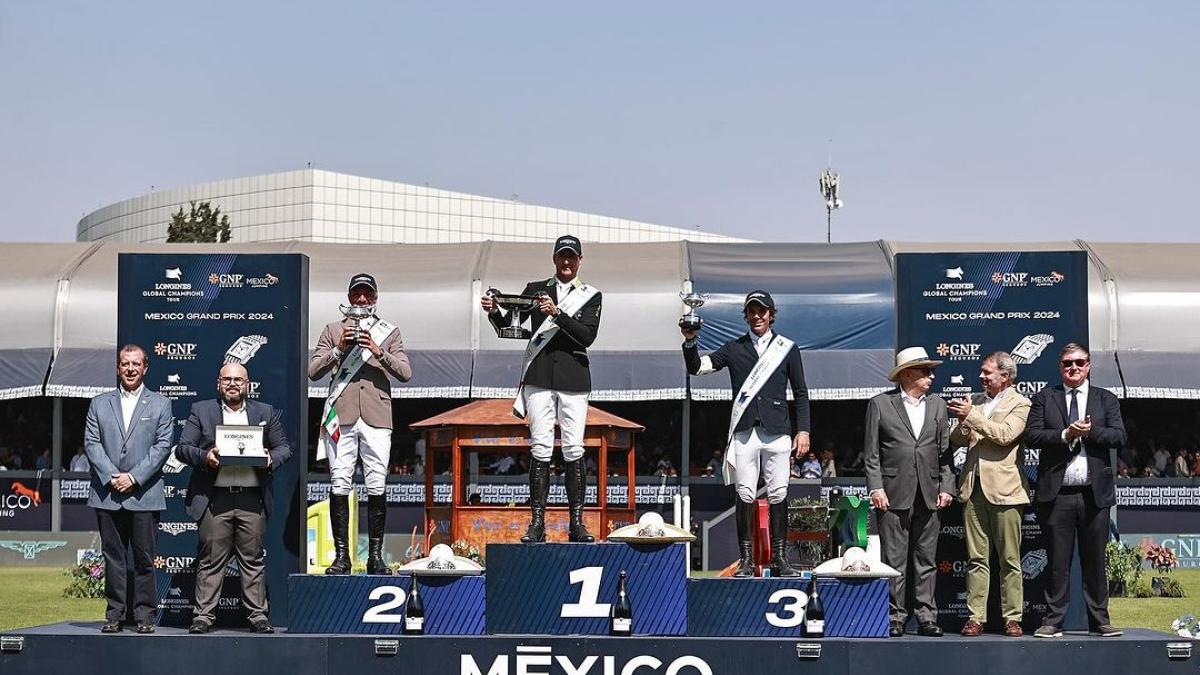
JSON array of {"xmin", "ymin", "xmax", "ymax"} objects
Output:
[{"xmin": 228, "ymin": 486, "xmax": 244, "ymax": 494}]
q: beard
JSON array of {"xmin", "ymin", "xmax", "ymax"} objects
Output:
[{"xmin": 220, "ymin": 390, "xmax": 245, "ymax": 407}]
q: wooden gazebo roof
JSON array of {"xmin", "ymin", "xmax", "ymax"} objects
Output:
[{"xmin": 410, "ymin": 398, "xmax": 643, "ymax": 431}]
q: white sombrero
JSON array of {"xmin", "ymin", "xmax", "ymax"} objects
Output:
[
  {"xmin": 607, "ymin": 512, "xmax": 695, "ymax": 543},
  {"xmin": 398, "ymin": 543, "xmax": 484, "ymax": 576},
  {"xmin": 813, "ymin": 546, "xmax": 900, "ymax": 578}
]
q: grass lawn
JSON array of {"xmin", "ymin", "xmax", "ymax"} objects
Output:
[
  {"xmin": 1, "ymin": 565, "xmax": 1195, "ymax": 634},
  {"xmin": 0, "ymin": 566, "xmax": 105, "ymax": 632}
]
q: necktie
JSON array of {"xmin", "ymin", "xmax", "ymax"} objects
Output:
[{"xmin": 1068, "ymin": 389, "xmax": 1080, "ymax": 453}]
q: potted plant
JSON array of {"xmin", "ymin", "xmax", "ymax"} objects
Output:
[
  {"xmin": 788, "ymin": 496, "xmax": 829, "ymax": 569},
  {"xmin": 1144, "ymin": 543, "xmax": 1184, "ymax": 597},
  {"xmin": 1105, "ymin": 541, "xmax": 1141, "ymax": 597}
]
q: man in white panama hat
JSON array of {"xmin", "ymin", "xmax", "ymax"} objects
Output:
[{"xmin": 863, "ymin": 346, "xmax": 955, "ymax": 637}]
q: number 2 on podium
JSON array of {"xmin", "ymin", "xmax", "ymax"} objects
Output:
[
  {"xmin": 362, "ymin": 585, "xmax": 408, "ymax": 623},
  {"xmin": 561, "ymin": 566, "xmax": 611, "ymax": 618}
]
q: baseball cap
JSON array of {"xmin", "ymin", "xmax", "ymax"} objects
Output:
[
  {"xmin": 348, "ymin": 273, "xmax": 378, "ymax": 293},
  {"xmin": 554, "ymin": 235, "xmax": 583, "ymax": 256},
  {"xmin": 743, "ymin": 290, "xmax": 775, "ymax": 311}
]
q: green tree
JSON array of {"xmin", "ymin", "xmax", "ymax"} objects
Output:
[{"xmin": 166, "ymin": 201, "xmax": 232, "ymax": 243}]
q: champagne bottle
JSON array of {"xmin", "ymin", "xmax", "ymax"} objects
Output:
[
  {"xmin": 405, "ymin": 578, "xmax": 425, "ymax": 634},
  {"xmin": 828, "ymin": 487, "xmax": 843, "ymax": 557},
  {"xmin": 611, "ymin": 570, "xmax": 632, "ymax": 635},
  {"xmin": 805, "ymin": 578, "xmax": 825, "ymax": 637}
]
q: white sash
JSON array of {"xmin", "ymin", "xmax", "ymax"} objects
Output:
[
  {"xmin": 317, "ymin": 316, "xmax": 398, "ymax": 460},
  {"xmin": 511, "ymin": 282, "xmax": 600, "ymax": 419},
  {"xmin": 723, "ymin": 334, "xmax": 794, "ymax": 485}
]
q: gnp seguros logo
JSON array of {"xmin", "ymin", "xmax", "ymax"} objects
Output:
[
  {"xmin": 935, "ymin": 342, "xmax": 982, "ymax": 361},
  {"xmin": 154, "ymin": 342, "xmax": 198, "ymax": 360}
]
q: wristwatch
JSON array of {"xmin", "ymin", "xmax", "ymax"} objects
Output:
[{"xmin": 224, "ymin": 335, "xmax": 268, "ymax": 364}]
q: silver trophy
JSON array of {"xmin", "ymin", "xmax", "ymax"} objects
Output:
[
  {"xmin": 678, "ymin": 291, "xmax": 709, "ymax": 331},
  {"xmin": 339, "ymin": 303, "xmax": 376, "ymax": 341},
  {"xmin": 486, "ymin": 288, "xmax": 539, "ymax": 340}
]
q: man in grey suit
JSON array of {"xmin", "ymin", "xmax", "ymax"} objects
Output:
[
  {"xmin": 83, "ymin": 344, "xmax": 175, "ymax": 633},
  {"xmin": 863, "ymin": 346, "xmax": 955, "ymax": 638}
]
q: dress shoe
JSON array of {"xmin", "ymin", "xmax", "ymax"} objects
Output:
[
  {"xmin": 960, "ymin": 619, "xmax": 983, "ymax": 637},
  {"xmin": 1004, "ymin": 620, "xmax": 1024, "ymax": 637},
  {"xmin": 1034, "ymin": 624, "xmax": 1062, "ymax": 638},
  {"xmin": 100, "ymin": 620, "xmax": 123, "ymax": 634},
  {"xmin": 889, "ymin": 620, "xmax": 905, "ymax": 637},
  {"xmin": 1092, "ymin": 624, "xmax": 1123, "ymax": 637},
  {"xmin": 189, "ymin": 621, "xmax": 211, "ymax": 634},
  {"xmin": 251, "ymin": 620, "xmax": 275, "ymax": 634},
  {"xmin": 918, "ymin": 621, "xmax": 944, "ymax": 637},
  {"xmin": 135, "ymin": 621, "xmax": 155, "ymax": 634}
]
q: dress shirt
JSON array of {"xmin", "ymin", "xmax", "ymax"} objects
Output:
[
  {"xmin": 982, "ymin": 386, "xmax": 1010, "ymax": 418},
  {"xmin": 1062, "ymin": 381, "xmax": 1090, "ymax": 486},
  {"xmin": 555, "ymin": 278, "xmax": 574, "ymax": 304},
  {"xmin": 902, "ymin": 392, "xmax": 927, "ymax": 439},
  {"xmin": 119, "ymin": 385, "xmax": 144, "ymax": 432},
  {"xmin": 215, "ymin": 401, "xmax": 260, "ymax": 487}
]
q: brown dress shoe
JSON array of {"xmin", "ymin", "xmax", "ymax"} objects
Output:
[
  {"xmin": 1004, "ymin": 621, "xmax": 1024, "ymax": 637},
  {"xmin": 960, "ymin": 619, "xmax": 984, "ymax": 636}
]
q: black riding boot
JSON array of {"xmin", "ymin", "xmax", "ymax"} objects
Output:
[
  {"xmin": 366, "ymin": 494, "xmax": 392, "ymax": 575},
  {"xmin": 324, "ymin": 493, "xmax": 352, "ymax": 575},
  {"xmin": 565, "ymin": 460, "xmax": 594, "ymax": 543},
  {"xmin": 521, "ymin": 459, "xmax": 550, "ymax": 543},
  {"xmin": 733, "ymin": 499, "xmax": 756, "ymax": 577},
  {"xmin": 769, "ymin": 500, "xmax": 799, "ymax": 577}
]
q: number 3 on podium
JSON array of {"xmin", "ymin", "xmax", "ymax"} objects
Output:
[
  {"xmin": 561, "ymin": 566, "xmax": 611, "ymax": 618},
  {"xmin": 764, "ymin": 588, "xmax": 809, "ymax": 628}
]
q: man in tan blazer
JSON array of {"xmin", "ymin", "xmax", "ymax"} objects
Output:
[
  {"xmin": 948, "ymin": 351, "xmax": 1030, "ymax": 637},
  {"xmin": 309, "ymin": 273, "xmax": 412, "ymax": 575}
]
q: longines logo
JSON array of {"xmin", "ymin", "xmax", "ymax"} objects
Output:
[
  {"xmin": 922, "ymin": 268, "xmax": 987, "ymax": 302},
  {"xmin": 940, "ymin": 525, "xmax": 965, "ymax": 539},
  {"xmin": 154, "ymin": 342, "xmax": 199, "ymax": 360},
  {"xmin": 143, "ymin": 268, "xmax": 204, "ymax": 303},
  {"xmin": 159, "ymin": 521, "xmax": 198, "ymax": 536},
  {"xmin": 159, "ymin": 373, "xmax": 198, "ymax": 399},
  {"xmin": 935, "ymin": 343, "xmax": 982, "ymax": 361},
  {"xmin": 0, "ymin": 540, "xmax": 67, "ymax": 559},
  {"xmin": 462, "ymin": 647, "xmax": 713, "ymax": 675}
]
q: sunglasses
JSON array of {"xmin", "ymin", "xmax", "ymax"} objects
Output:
[{"xmin": 1060, "ymin": 359, "xmax": 1089, "ymax": 368}]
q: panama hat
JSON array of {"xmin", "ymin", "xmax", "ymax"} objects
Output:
[{"xmin": 887, "ymin": 346, "xmax": 943, "ymax": 382}]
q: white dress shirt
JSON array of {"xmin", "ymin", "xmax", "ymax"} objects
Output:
[
  {"xmin": 692, "ymin": 330, "xmax": 774, "ymax": 375},
  {"xmin": 214, "ymin": 401, "xmax": 260, "ymax": 487},
  {"xmin": 902, "ymin": 392, "xmax": 927, "ymax": 439},
  {"xmin": 982, "ymin": 386, "xmax": 1010, "ymax": 418},
  {"xmin": 119, "ymin": 385, "xmax": 144, "ymax": 432},
  {"xmin": 1062, "ymin": 381, "xmax": 1090, "ymax": 486}
]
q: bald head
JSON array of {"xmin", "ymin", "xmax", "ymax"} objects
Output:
[{"xmin": 217, "ymin": 363, "xmax": 249, "ymax": 408}]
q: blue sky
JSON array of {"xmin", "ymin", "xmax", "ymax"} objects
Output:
[{"xmin": 2, "ymin": 1, "xmax": 1197, "ymax": 242}]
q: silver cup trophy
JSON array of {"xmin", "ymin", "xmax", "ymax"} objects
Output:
[
  {"xmin": 486, "ymin": 288, "xmax": 540, "ymax": 339},
  {"xmin": 339, "ymin": 303, "xmax": 376, "ymax": 342},
  {"xmin": 678, "ymin": 291, "xmax": 709, "ymax": 331}
]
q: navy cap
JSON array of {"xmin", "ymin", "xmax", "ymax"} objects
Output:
[
  {"xmin": 554, "ymin": 235, "xmax": 583, "ymax": 256},
  {"xmin": 743, "ymin": 290, "xmax": 775, "ymax": 311},
  {"xmin": 348, "ymin": 273, "xmax": 377, "ymax": 293}
]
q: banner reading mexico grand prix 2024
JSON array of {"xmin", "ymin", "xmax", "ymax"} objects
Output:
[
  {"xmin": 896, "ymin": 250, "xmax": 1087, "ymax": 630},
  {"xmin": 118, "ymin": 253, "xmax": 308, "ymax": 627}
]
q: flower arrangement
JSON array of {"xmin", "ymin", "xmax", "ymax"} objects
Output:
[
  {"xmin": 1144, "ymin": 543, "xmax": 1179, "ymax": 575},
  {"xmin": 1172, "ymin": 614, "xmax": 1200, "ymax": 639},
  {"xmin": 451, "ymin": 539, "xmax": 483, "ymax": 565},
  {"xmin": 63, "ymin": 549, "xmax": 105, "ymax": 599}
]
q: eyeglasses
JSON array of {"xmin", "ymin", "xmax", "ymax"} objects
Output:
[
  {"xmin": 1060, "ymin": 359, "xmax": 1089, "ymax": 368},
  {"xmin": 219, "ymin": 377, "xmax": 247, "ymax": 385},
  {"xmin": 913, "ymin": 367, "xmax": 934, "ymax": 377}
]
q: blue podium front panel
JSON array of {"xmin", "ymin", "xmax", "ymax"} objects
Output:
[
  {"xmin": 686, "ymin": 576, "xmax": 817, "ymax": 637},
  {"xmin": 287, "ymin": 574, "xmax": 485, "ymax": 635},
  {"xmin": 486, "ymin": 543, "xmax": 687, "ymax": 636},
  {"xmin": 817, "ymin": 577, "xmax": 889, "ymax": 638}
]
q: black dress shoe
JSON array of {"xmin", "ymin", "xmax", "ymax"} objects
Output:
[
  {"xmin": 100, "ymin": 621, "xmax": 123, "ymax": 634},
  {"xmin": 251, "ymin": 620, "xmax": 275, "ymax": 634},
  {"xmin": 188, "ymin": 621, "xmax": 211, "ymax": 634},
  {"xmin": 889, "ymin": 621, "xmax": 905, "ymax": 637},
  {"xmin": 918, "ymin": 621, "xmax": 944, "ymax": 637}
]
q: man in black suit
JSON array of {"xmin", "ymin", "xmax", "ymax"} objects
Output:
[
  {"xmin": 682, "ymin": 290, "xmax": 810, "ymax": 577},
  {"xmin": 175, "ymin": 363, "xmax": 292, "ymax": 634},
  {"xmin": 480, "ymin": 234, "xmax": 603, "ymax": 543},
  {"xmin": 1025, "ymin": 342, "xmax": 1125, "ymax": 638}
]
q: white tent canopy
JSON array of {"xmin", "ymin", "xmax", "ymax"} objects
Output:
[{"xmin": 0, "ymin": 239, "xmax": 1194, "ymax": 400}]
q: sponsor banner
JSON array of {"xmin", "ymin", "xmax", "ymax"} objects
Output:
[
  {"xmin": 119, "ymin": 253, "xmax": 308, "ymax": 627},
  {"xmin": 304, "ymin": 481, "xmax": 686, "ymax": 506},
  {"xmin": 0, "ymin": 477, "xmax": 52, "ymax": 530},
  {"xmin": 1116, "ymin": 485, "xmax": 1200, "ymax": 507},
  {"xmin": 1121, "ymin": 534, "xmax": 1200, "ymax": 569}
]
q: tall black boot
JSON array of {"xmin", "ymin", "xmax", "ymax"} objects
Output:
[
  {"xmin": 733, "ymin": 499, "xmax": 756, "ymax": 578},
  {"xmin": 565, "ymin": 460, "xmax": 594, "ymax": 543},
  {"xmin": 324, "ymin": 494, "xmax": 352, "ymax": 575},
  {"xmin": 769, "ymin": 500, "xmax": 799, "ymax": 577},
  {"xmin": 366, "ymin": 494, "xmax": 392, "ymax": 575},
  {"xmin": 521, "ymin": 459, "xmax": 550, "ymax": 543}
]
